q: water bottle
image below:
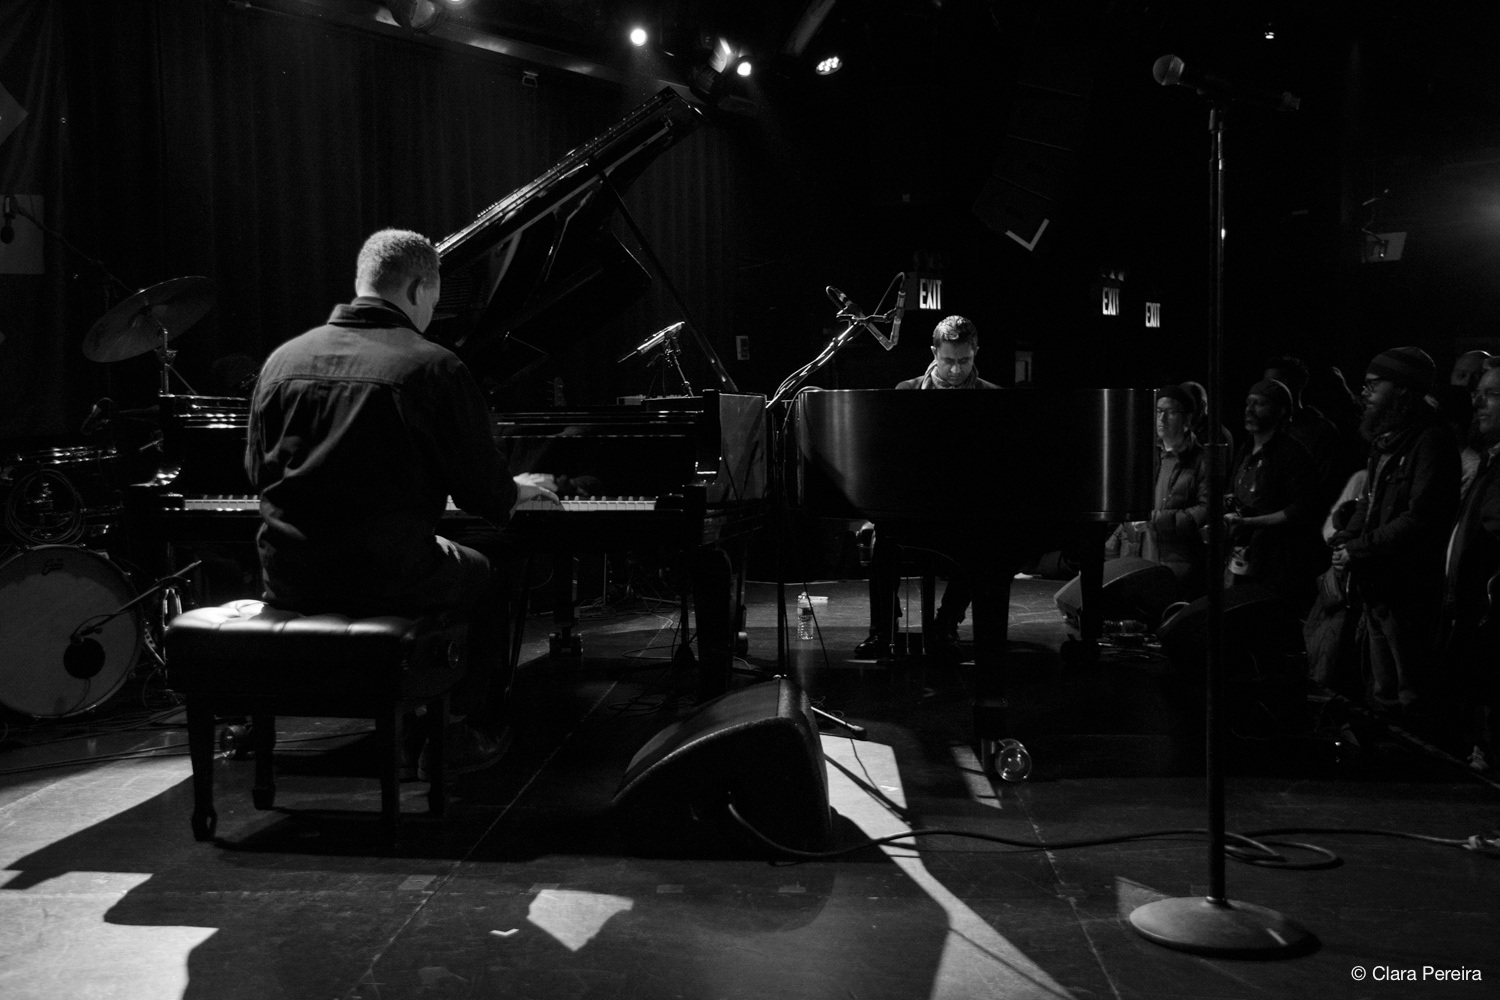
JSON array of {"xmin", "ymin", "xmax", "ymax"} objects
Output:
[
  {"xmin": 797, "ymin": 592, "xmax": 814, "ymax": 640},
  {"xmin": 994, "ymin": 738, "xmax": 1032, "ymax": 782}
]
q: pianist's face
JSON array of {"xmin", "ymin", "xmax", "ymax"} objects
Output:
[{"xmin": 931, "ymin": 340, "xmax": 976, "ymax": 384}]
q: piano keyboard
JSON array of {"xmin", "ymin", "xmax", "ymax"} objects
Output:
[{"xmin": 170, "ymin": 495, "xmax": 658, "ymax": 513}]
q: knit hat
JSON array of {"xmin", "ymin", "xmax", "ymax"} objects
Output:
[
  {"xmin": 1247, "ymin": 377, "xmax": 1292, "ymax": 414},
  {"xmin": 1156, "ymin": 384, "xmax": 1197, "ymax": 417},
  {"xmin": 1367, "ymin": 346, "xmax": 1436, "ymax": 393}
]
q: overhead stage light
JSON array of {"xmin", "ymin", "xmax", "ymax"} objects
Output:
[
  {"xmin": 629, "ymin": 26, "xmax": 648, "ymax": 47},
  {"xmin": 736, "ymin": 60, "xmax": 752, "ymax": 77},
  {"xmin": 815, "ymin": 55, "xmax": 842, "ymax": 76}
]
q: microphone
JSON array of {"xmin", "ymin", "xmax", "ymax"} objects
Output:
[
  {"xmin": 80, "ymin": 397, "xmax": 114, "ymax": 436},
  {"xmin": 617, "ymin": 321, "xmax": 685, "ymax": 363},
  {"xmin": 64, "ymin": 635, "xmax": 106, "ymax": 679},
  {"xmin": 1152, "ymin": 54, "xmax": 1300, "ymax": 112},
  {"xmin": 1, "ymin": 196, "xmax": 14, "ymax": 245},
  {"xmin": 826, "ymin": 285, "xmax": 859, "ymax": 315},
  {"xmin": 887, "ymin": 274, "xmax": 906, "ymax": 349}
]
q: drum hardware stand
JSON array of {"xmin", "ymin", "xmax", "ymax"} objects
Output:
[
  {"xmin": 151, "ymin": 316, "xmax": 200, "ymax": 396},
  {"xmin": 68, "ymin": 559, "xmax": 203, "ymax": 674}
]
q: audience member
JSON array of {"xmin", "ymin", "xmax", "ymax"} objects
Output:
[
  {"xmin": 1330, "ymin": 347, "xmax": 1460, "ymax": 720},
  {"xmin": 1142, "ymin": 385, "xmax": 1211, "ymax": 599},
  {"xmin": 1437, "ymin": 357, "xmax": 1500, "ymax": 771},
  {"xmin": 1224, "ymin": 378, "xmax": 1324, "ymax": 612}
]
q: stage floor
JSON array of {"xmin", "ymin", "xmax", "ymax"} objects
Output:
[{"xmin": 1, "ymin": 577, "xmax": 1496, "ymax": 999}]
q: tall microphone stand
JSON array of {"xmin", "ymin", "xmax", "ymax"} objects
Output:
[
  {"xmin": 763, "ymin": 287, "xmax": 901, "ymax": 736},
  {"xmin": 1128, "ymin": 104, "xmax": 1312, "ymax": 956}
]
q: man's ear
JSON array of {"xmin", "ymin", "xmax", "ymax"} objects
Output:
[{"xmin": 405, "ymin": 276, "xmax": 423, "ymax": 306}]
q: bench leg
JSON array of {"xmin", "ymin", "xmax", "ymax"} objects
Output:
[
  {"xmin": 250, "ymin": 715, "xmax": 276, "ymax": 809},
  {"xmin": 426, "ymin": 693, "xmax": 448, "ymax": 817},
  {"xmin": 186, "ymin": 699, "xmax": 218, "ymax": 840},
  {"xmin": 377, "ymin": 709, "xmax": 401, "ymax": 837}
]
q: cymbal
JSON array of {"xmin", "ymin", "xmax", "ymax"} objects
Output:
[{"xmin": 82, "ymin": 276, "xmax": 214, "ymax": 362}]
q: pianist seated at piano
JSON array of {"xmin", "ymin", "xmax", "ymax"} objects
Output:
[
  {"xmin": 857, "ymin": 315, "xmax": 999, "ymax": 658},
  {"xmin": 246, "ymin": 228, "xmax": 559, "ymax": 778}
]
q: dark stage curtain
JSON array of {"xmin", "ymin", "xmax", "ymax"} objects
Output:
[{"xmin": 1, "ymin": 0, "xmax": 744, "ymax": 441}]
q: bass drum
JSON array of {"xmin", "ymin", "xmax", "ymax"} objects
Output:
[{"xmin": 0, "ymin": 545, "xmax": 142, "ymax": 718}]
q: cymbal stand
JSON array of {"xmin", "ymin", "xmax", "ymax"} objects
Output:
[{"xmin": 151, "ymin": 313, "xmax": 200, "ymax": 396}]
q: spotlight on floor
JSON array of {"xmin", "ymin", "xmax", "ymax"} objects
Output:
[
  {"xmin": 629, "ymin": 26, "xmax": 648, "ymax": 47},
  {"xmin": 815, "ymin": 55, "xmax": 842, "ymax": 76}
]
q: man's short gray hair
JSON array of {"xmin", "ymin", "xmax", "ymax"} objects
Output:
[{"xmin": 355, "ymin": 228, "xmax": 439, "ymax": 291}]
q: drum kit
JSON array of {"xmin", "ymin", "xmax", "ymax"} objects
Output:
[{"xmin": 1, "ymin": 276, "xmax": 214, "ymax": 720}]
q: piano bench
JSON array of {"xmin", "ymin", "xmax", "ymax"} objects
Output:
[{"xmin": 164, "ymin": 599, "xmax": 468, "ymax": 842}]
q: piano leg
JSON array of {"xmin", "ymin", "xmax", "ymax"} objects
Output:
[
  {"xmin": 691, "ymin": 546, "xmax": 734, "ymax": 702},
  {"xmin": 968, "ymin": 551, "xmax": 1021, "ymax": 764}
]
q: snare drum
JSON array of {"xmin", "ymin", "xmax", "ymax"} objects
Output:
[
  {"xmin": 0, "ymin": 545, "xmax": 142, "ymax": 717},
  {"xmin": 3, "ymin": 445, "xmax": 124, "ymax": 544}
]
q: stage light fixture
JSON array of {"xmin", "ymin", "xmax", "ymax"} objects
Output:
[
  {"xmin": 736, "ymin": 60, "xmax": 752, "ymax": 77},
  {"xmin": 387, "ymin": 0, "xmax": 448, "ymax": 33},
  {"xmin": 815, "ymin": 55, "xmax": 842, "ymax": 76},
  {"xmin": 1264, "ymin": 24, "xmax": 1275, "ymax": 39},
  {"xmin": 629, "ymin": 26, "xmax": 648, "ymax": 47}
]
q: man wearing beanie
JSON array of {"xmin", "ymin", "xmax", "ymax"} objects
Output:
[
  {"xmin": 1331, "ymin": 346, "xmax": 1460, "ymax": 720},
  {"xmin": 1224, "ymin": 377, "xmax": 1323, "ymax": 610},
  {"xmin": 1141, "ymin": 385, "xmax": 1211, "ymax": 599}
]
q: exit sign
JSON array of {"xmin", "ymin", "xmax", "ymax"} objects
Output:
[
  {"xmin": 1100, "ymin": 285, "xmax": 1120, "ymax": 317},
  {"xmin": 918, "ymin": 277, "xmax": 942, "ymax": 311},
  {"xmin": 1145, "ymin": 301, "xmax": 1161, "ymax": 328}
]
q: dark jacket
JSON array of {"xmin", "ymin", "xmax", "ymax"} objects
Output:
[
  {"xmin": 1443, "ymin": 447, "xmax": 1500, "ymax": 629},
  {"xmin": 1228, "ymin": 428, "xmax": 1323, "ymax": 606},
  {"xmin": 1333, "ymin": 414, "xmax": 1461, "ymax": 608},
  {"xmin": 1144, "ymin": 434, "xmax": 1210, "ymax": 595},
  {"xmin": 246, "ymin": 297, "xmax": 517, "ymax": 613}
]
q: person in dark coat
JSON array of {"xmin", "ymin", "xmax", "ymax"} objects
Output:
[
  {"xmin": 1142, "ymin": 385, "xmax": 1211, "ymax": 600},
  {"xmin": 1438, "ymin": 357, "xmax": 1500, "ymax": 770},
  {"xmin": 1331, "ymin": 347, "xmax": 1461, "ymax": 717},
  {"xmin": 1224, "ymin": 378, "xmax": 1324, "ymax": 612},
  {"xmin": 247, "ymin": 228, "xmax": 559, "ymax": 774}
]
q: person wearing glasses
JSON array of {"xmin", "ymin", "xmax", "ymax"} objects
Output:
[
  {"xmin": 1138, "ymin": 385, "xmax": 1211, "ymax": 600},
  {"xmin": 1439, "ymin": 357, "xmax": 1500, "ymax": 771},
  {"xmin": 1329, "ymin": 346, "xmax": 1460, "ymax": 722}
]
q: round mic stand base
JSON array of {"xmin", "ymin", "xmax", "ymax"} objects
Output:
[{"xmin": 1129, "ymin": 896, "xmax": 1313, "ymax": 957}]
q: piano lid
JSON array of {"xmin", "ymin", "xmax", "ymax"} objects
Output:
[{"xmin": 430, "ymin": 88, "xmax": 704, "ymax": 383}]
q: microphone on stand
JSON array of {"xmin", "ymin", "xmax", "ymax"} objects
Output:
[
  {"xmin": 617, "ymin": 321, "xmax": 685, "ymax": 363},
  {"xmin": 1152, "ymin": 54, "xmax": 1300, "ymax": 112},
  {"xmin": 1, "ymin": 196, "xmax": 14, "ymax": 245},
  {"xmin": 826, "ymin": 285, "xmax": 860, "ymax": 315},
  {"xmin": 80, "ymin": 397, "xmax": 115, "ymax": 436},
  {"xmin": 886, "ymin": 273, "xmax": 906, "ymax": 349}
]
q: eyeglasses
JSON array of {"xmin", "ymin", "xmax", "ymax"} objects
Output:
[
  {"xmin": 1156, "ymin": 406, "xmax": 1186, "ymax": 416},
  {"xmin": 1361, "ymin": 377, "xmax": 1391, "ymax": 396},
  {"xmin": 1473, "ymin": 388, "xmax": 1500, "ymax": 403}
]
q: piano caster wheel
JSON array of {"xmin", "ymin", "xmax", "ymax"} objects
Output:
[
  {"xmin": 549, "ymin": 633, "xmax": 582, "ymax": 659},
  {"xmin": 734, "ymin": 631, "xmax": 749, "ymax": 657},
  {"xmin": 980, "ymin": 738, "xmax": 1032, "ymax": 783}
]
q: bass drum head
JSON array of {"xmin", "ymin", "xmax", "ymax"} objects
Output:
[{"xmin": 0, "ymin": 546, "xmax": 142, "ymax": 717}]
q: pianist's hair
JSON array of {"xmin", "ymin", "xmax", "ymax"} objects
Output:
[
  {"xmin": 356, "ymin": 228, "xmax": 440, "ymax": 291},
  {"xmin": 932, "ymin": 315, "xmax": 978, "ymax": 347}
]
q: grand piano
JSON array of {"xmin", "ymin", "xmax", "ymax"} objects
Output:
[
  {"xmin": 793, "ymin": 387, "xmax": 1155, "ymax": 766},
  {"xmin": 132, "ymin": 88, "xmax": 767, "ymax": 697}
]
